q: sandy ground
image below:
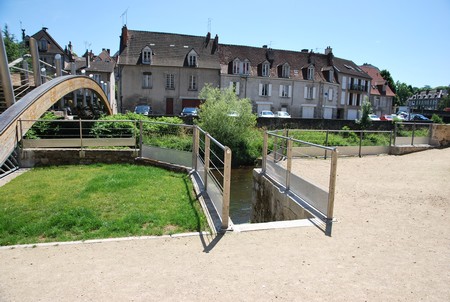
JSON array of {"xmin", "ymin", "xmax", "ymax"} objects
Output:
[{"xmin": 0, "ymin": 148, "xmax": 449, "ymax": 301}]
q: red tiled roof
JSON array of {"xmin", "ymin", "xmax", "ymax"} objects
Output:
[{"xmin": 360, "ymin": 64, "xmax": 396, "ymax": 97}]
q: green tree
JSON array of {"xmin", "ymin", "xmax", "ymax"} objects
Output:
[
  {"xmin": 438, "ymin": 94, "xmax": 450, "ymax": 110},
  {"xmin": 2, "ymin": 24, "xmax": 25, "ymax": 62},
  {"xmin": 380, "ymin": 69, "xmax": 396, "ymax": 93},
  {"xmin": 197, "ymin": 84, "xmax": 257, "ymax": 166},
  {"xmin": 356, "ymin": 97, "xmax": 373, "ymax": 129},
  {"xmin": 395, "ymin": 81, "xmax": 414, "ymax": 106}
]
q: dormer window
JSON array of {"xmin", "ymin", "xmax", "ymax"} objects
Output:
[
  {"xmin": 262, "ymin": 62, "xmax": 270, "ymax": 77},
  {"xmin": 39, "ymin": 39, "xmax": 48, "ymax": 52},
  {"xmin": 242, "ymin": 59, "xmax": 250, "ymax": 75},
  {"xmin": 142, "ymin": 46, "xmax": 152, "ymax": 64},
  {"xmin": 188, "ymin": 50, "xmax": 198, "ymax": 67},
  {"xmin": 282, "ymin": 63, "xmax": 290, "ymax": 78},
  {"xmin": 233, "ymin": 59, "xmax": 240, "ymax": 74},
  {"xmin": 307, "ymin": 66, "xmax": 315, "ymax": 80}
]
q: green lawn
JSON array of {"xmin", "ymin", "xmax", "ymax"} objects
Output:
[{"xmin": 0, "ymin": 164, "xmax": 208, "ymax": 246}]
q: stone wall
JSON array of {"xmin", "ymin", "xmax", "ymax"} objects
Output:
[
  {"xmin": 431, "ymin": 124, "xmax": 450, "ymax": 147},
  {"xmin": 20, "ymin": 149, "xmax": 138, "ymax": 168},
  {"xmin": 251, "ymin": 169, "xmax": 312, "ymax": 223}
]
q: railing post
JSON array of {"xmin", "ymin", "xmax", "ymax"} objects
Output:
[
  {"xmin": 192, "ymin": 126, "xmax": 199, "ymax": 171},
  {"xmin": 79, "ymin": 119, "xmax": 85, "ymax": 158},
  {"xmin": 0, "ymin": 33, "xmax": 16, "ymax": 107},
  {"xmin": 411, "ymin": 122, "xmax": 416, "ymax": 145},
  {"xmin": 324, "ymin": 129, "xmax": 329, "ymax": 159},
  {"xmin": 138, "ymin": 120, "xmax": 142, "ymax": 157},
  {"xmin": 204, "ymin": 135, "xmax": 210, "ymax": 190},
  {"xmin": 326, "ymin": 148, "xmax": 338, "ymax": 236},
  {"xmin": 285, "ymin": 139, "xmax": 293, "ymax": 191},
  {"xmin": 29, "ymin": 37, "xmax": 42, "ymax": 87},
  {"xmin": 393, "ymin": 123, "xmax": 397, "ymax": 146},
  {"xmin": 221, "ymin": 147, "xmax": 232, "ymax": 230},
  {"xmin": 273, "ymin": 133, "xmax": 278, "ymax": 161},
  {"xmin": 262, "ymin": 131, "xmax": 268, "ymax": 174},
  {"xmin": 359, "ymin": 131, "xmax": 363, "ymax": 158}
]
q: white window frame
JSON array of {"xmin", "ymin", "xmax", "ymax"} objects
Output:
[
  {"xmin": 233, "ymin": 59, "xmax": 240, "ymax": 74},
  {"xmin": 229, "ymin": 81, "xmax": 240, "ymax": 95},
  {"xmin": 259, "ymin": 83, "xmax": 272, "ymax": 97},
  {"xmin": 142, "ymin": 46, "xmax": 152, "ymax": 64},
  {"xmin": 279, "ymin": 84, "xmax": 292, "ymax": 98},
  {"xmin": 166, "ymin": 73, "xmax": 175, "ymax": 90},
  {"xmin": 142, "ymin": 73, "xmax": 152, "ymax": 89},
  {"xmin": 282, "ymin": 64, "xmax": 290, "ymax": 78},
  {"xmin": 328, "ymin": 88, "xmax": 333, "ymax": 101},
  {"xmin": 242, "ymin": 59, "xmax": 250, "ymax": 75},
  {"xmin": 188, "ymin": 50, "xmax": 198, "ymax": 67},
  {"xmin": 188, "ymin": 75, "xmax": 197, "ymax": 90},
  {"xmin": 262, "ymin": 62, "xmax": 270, "ymax": 77},
  {"xmin": 304, "ymin": 86, "xmax": 316, "ymax": 99},
  {"xmin": 307, "ymin": 66, "xmax": 314, "ymax": 80}
]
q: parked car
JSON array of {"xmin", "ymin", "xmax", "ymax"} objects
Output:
[
  {"xmin": 411, "ymin": 114, "xmax": 430, "ymax": 121},
  {"xmin": 380, "ymin": 114, "xmax": 393, "ymax": 121},
  {"xmin": 275, "ymin": 111, "xmax": 291, "ymax": 118},
  {"xmin": 368, "ymin": 114, "xmax": 380, "ymax": 121},
  {"xmin": 259, "ymin": 110, "xmax": 275, "ymax": 118},
  {"xmin": 180, "ymin": 107, "xmax": 198, "ymax": 117},
  {"xmin": 134, "ymin": 104, "xmax": 152, "ymax": 116}
]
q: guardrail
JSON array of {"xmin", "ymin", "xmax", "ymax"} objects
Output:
[
  {"xmin": 262, "ymin": 130, "xmax": 338, "ymax": 234},
  {"xmin": 393, "ymin": 122, "xmax": 433, "ymax": 146}
]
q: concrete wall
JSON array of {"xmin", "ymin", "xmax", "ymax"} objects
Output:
[
  {"xmin": 20, "ymin": 149, "xmax": 138, "ymax": 168},
  {"xmin": 431, "ymin": 124, "xmax": 450, "ymax": 147},
  {"xmin": 251, "ymin": 169, "xmax": 313, "ymax": 223}
]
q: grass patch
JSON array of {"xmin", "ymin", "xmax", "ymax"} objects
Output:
[{"xmin": 0, "ymin": 164, "xmax": 208, "ymax": 246}]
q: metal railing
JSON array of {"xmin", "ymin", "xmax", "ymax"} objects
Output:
[
  {"xmin": 393, "ymin": 122, "xmax": 433, "ymax": 146},
  {"xmin": 194, "ymin": 127, "xmax": 232, "ymax": 230},
  {"xmin": 262, "ymin": 130, "xmax": 338, "ymax": 233}
]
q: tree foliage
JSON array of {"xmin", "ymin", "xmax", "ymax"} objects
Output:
[
  {"xmin": 2, "ymin": 24, "xmax": 25, "ymax": 62},
  {"xmin": 380, "ymin": 69, "xmax": 396, "ymax": 93},
  {"xmin": 197, "ymin": 84, "xmax": 257, "ymax": 166},
  {"xmin": 356, "ymin": 97, "xmax": 373, "ymax": 129},
  {"xmin": 395, "ymin": 81, "xmax": 414, "ymax": 106}
]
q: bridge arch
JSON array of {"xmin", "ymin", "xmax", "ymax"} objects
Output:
[{"xmin": 0, "ymin": 75, "xmax": 112, "ymax": 166}]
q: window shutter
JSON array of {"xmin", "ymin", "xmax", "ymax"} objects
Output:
[
  {"xmin": 259, "ymin": 83, "xmax": 263, "ymax": 96},
  {"xmin": 288, "ymin": 85, "xmax": 292, "ymax": 98},
  {"xmin": 229, "ymin": 82, "xmax": 233, "ymax": 89},
  {"xmin": 342, "ymin": 76, "xmax": 346, "ymax": 89},
  {"xmin": 304, "ymin": 87, "xmax": 308, "ymax": 99},
  {"xmin": 279, "ymin": 86, "xmax": 283, "ymax": 97},
  {"xmin": 236, "ymin": 82, "xmax": 240, "ymax": 95},
  {"xmin": 313, "ymin": 87, "xmax": 316, "ymax": 99},
  {"xmin": 268, "ymin": 84, "xmax": 272, "ymax": 96},
  {"xmin": 328, "ymin": 88, "xmax": 333, "ymax": 101}
]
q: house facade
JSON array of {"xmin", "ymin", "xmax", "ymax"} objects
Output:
[
  {"xmin": 406, "ymin": 89, "xmax": 448, "ymax": 111},
  {"xmin": 359, "ymin": 64, "xmax": 395, "ymax": 116},
  {"xmin": 117, "ymin": 26, "xmax": 372, "ymax": 119},
  {"xmin": 219, "ymin": 45, "xmax": 340, "ymax": 118},
  {"xmin": 117, "ymin": 26, "xmax": 220, "ymax": 114}
]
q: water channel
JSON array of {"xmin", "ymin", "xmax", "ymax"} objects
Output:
[{"xmin": 229, "ymin": 167, "xmax": 255, "ymax": 224}]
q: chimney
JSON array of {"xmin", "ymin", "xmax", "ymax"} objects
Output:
[
  {"xmin": 211, "ymin": 34, "xmax": 219, "ymax": 54},
  {"xmin": 42, "ymin": 27, "xmax": 48, "ymax": 32},
  {"xmin": 120, "ymin": 25, "xmax": 128, "ymax": 52},
  {"xmin": 85, "ymin": 50, "xmax": 90, "ymax": 68},
  {"xmin": 301, "ymin": 49, "xmax": 308, "ymax": 53},
  {"xmin": 107, "ymin": 49, "xmax": 110, "ymax": 54},
  {"xmin": 262, "ymin": 45, "xmax": 267, "ymax": 48},
  {"xmin": 204, "ymin": 32, "xmax": 211, "ymax": 47},
  {"xmin": 325, "ymin": 46, "xmax": 333, "ymax": 55}
]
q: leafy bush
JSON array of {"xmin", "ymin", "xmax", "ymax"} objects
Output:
[
  {"xmin": 24, "ymin": 111, "xmax": 61, "ymax": 139},
  {"xmin": 431, "ymin": 114, "xmax": 443, "ymax": 124}
]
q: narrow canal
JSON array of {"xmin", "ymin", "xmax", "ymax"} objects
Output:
[{"xmin": 229, "ymin": 167, "xmax": 254, "ymax": 224}]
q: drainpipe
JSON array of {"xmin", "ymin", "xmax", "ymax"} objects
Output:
[
  {"xmin": 29, "ymin": 37, "xmax": 42, "ymax": 87},
  {"xmin": 0, "ymin": 33, "xmax": 16, "ymax": 106}
]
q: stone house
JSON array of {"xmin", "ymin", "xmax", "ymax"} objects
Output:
[
  {"xmin": 407, "ymin": 89, "xmax": 448, "ymax": 111},
  {"xmin": 359, "ymin": 64, "xmax": 395, "ymax": 116},
  {"xmin": 117, "ymin": 26, "xmax": 220, "ymax": 114},
  {"xmin": 219, "ymin": 45, "xmax": 340, "ymax": 118}
]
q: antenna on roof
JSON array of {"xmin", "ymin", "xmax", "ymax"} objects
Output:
[
  {"xmin": 207, "ymin": 18, "xmax": 212, "ymax": 33},
  {"xmin": 120, "ymin": 8, "xmax": 128, "ymax": 26}
]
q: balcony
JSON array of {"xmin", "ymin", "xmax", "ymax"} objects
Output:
[{"xmin": 348, "ymin": 83, "xmax": 366, "ymax": 92}]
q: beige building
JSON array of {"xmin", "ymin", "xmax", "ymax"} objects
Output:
[{"xmin": 117, "ymin": 26, "xmax": 220, "ymax": 114}]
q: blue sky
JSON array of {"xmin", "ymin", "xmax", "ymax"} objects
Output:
[{"xmin": 1, "ymin": 0, "xmax": 449, "ymax": 88}]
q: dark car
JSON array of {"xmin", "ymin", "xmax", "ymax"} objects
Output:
[
  {"xmin": 180, "ymin": 107, "xmax": 198, "ymax": 117},
  {"xmin": 134, "ymin": 105, "xmax": 152, "ymax": 116},
  {"xmin": 411, "ymin": 114, "xmax": 430, "ymax": 121}
]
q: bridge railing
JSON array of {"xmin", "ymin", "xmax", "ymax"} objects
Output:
[{"xmin": 262, "ymin": 130, "xmax": 338, "ymax": 233}]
